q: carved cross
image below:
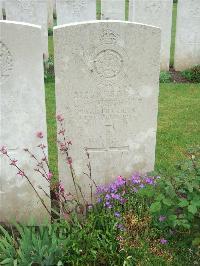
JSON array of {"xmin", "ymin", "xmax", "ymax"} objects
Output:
[{"xmin": 87, "ymin": 125, "xmax": 129, "ymax": 157}]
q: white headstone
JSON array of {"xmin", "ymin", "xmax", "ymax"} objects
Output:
[
  {"xmin": 129, "ymin": 0, "xmax": 133, "ymax": 21},
  {"xmin": 0, "ymin": 21, "xmax": 50, "ymax": 224},
  {"xmin": 174, "ymin": 0, "xmax": 200, "ymax": 71},
  {"xmin": 0, "ymin": 0, "xmax": 3, "ymax": 19},
  {"xmin": 5, "ymin": 0, "xmax": 48, "ymax": 60},
  {"xmin": 54, "ymin": 21, "xmax": 161, "ymax": 202},
  {"xmin": 101, "ymin": 0, "xmax": 125, "ymax": 20},
  {"xmin": 130, "ymin": 0, "xmax": 173, "ymax": 71},
  {"xmin": 56, "ymin": 0, "xmax": 96, "ymax": 25}
]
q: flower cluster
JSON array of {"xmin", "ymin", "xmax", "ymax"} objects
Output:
[{"xmin": 96, "ymin": 174, "xmax": 159, "ymax": 209}]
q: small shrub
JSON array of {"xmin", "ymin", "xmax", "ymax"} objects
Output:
[
  {"xmin": 159, "ymin": 71, "xmax": 172, "ymax": 83},
  {"xmin": 181, "ymin": 65, "xmax": 200, "ymax": 83},
  {"xmin": 48, "ymin": 28, "xmax": 53, "ymax": 36}
]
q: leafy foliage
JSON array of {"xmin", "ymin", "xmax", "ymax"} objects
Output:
[
  {"xmin": 181, "ymin": 65, "xmax": 200, "ymax": 83},
  {"xmin": 1, "ymin": 147, "xmax": 200, "ymax": 264},
  {"xmin": 160, "ymin": 72, "xmax": 172, "ymax": 83}
]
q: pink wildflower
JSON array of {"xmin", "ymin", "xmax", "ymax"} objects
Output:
[
  {"xmin": 56, "ymin": 114, "xmax": 64, "ymax": 122},
  {"xmin": 159, "ymin": 215, "xmax": 166, "ymax": 222},
  {"xmin": 36, "ymin": 131, "xmax": 43, "ymax": 139},
  {"xmin": 10, "ymin": 159, "xmax": 18, "ymax": 166},
  {"xmin": 17, "ymin": 170, "xmax": 25, "ymax": 177},
  {"xmin": 58, "ymin": 129, "xmax": 65, "ymax": 135},
  {"xmin": 0, "ymin": 146, "xmax": 7, "ymax": 155},
  {"xmin": 47, "ymin": 172, "xmax": 53, "ymax": 181},
  {"xmin": 67, "ymin": 157, "xmax": 72, "ymax": 165},
  {"xmin": 59, "ymin": 182, "xmax": 65, "ymax": 193},
  {"xmin": 160, "ymin": 238, "xmax": 168, "ymax": 245}
]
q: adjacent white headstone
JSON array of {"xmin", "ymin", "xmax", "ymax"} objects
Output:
[
  {"xmin": 5, "ymin": 0, "xmax": 48, "ymax": 60},
  {"xmin": 101, "ymin": 0, "xmax": 125, "ymax": 20},
  {"xmin": 129, "ymin": 0, "xmax": 133, "ymax": 21},
  {"xmin": 0, "ymin": 0, "xmax": 3, "ymax": 19},
  {"xmin": 0, "ymin": 21, "xmax": 50, "ymax": 224},
  {"xmin": 174, "ymin": 0, "xmax": 200, "ymax": 71},
  {"xmin": 130, "ymin": 0, "xmax": 173, "ymax": 71},
  {"xmin": 56, "ymin": 0, "xmax": 96, "ymax": 25},
  {"xmin": 54, "ymin": 21, "xmax": 161, "ymax": 202}
]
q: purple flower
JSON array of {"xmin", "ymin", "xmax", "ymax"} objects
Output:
[
  {"xmin": 120, "ymin": 198, "xmax": 127, "ymax": 205},
  {"xmin": 105, "ymin": 194, "xmax": 111, "ymax": 200},
  {"xmin": 116, "ymin": 223, "xmax": 124, "ymax": 231},
  {"xmin": 115, "ymin": 176, "xmax": 126, "ymax": 187},
  {"xmin": 131, "ymin": 174, "xmax": 141, "ymax": 184},
  {"xmin": 104, "ymin": 201, "xmax": 112, "ymax": 208},
  {"xmin": 159, "ymin": 215, "xmax": 166, "ymax": 222},
  {"xmin": 160, "ymin": 238, "xmax": 168, "ymax": 245},
  {"xmin": 114, "ymin": 212, "xmax": 121, "ymax": 218},
  {"xmin": 144, "ymin": 177, "xmax": 154, "ymax": 185},
  {"xmin": 139, "ymin": 184, "xmax": 145, "ymax": 188},
  {"xmin": 97, "ymin": 197, "xmax": 102, "ymax": 203},
  {"xmin": 111, "ymin": 193, "xmax": 121, "ymax": 200}
]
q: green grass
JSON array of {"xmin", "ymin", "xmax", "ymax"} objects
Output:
[
  {"xmin": 156, "ymin": 83, "xmax": 200, "ymax": 176},
  {"xmin": 48, "ymin": 36, "xmax": 54, "ymax": 57},
  {"xmin": 45, "ymin": 80, "xmax": 58, "ymax": 179},
  {"xmin": 45, "ymin": 79, "xmax": 200, "ymax": 180}
]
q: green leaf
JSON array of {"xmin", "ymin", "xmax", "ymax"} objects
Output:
[
  {"xmin": 168, "ymin": 215, "xmax": 177, "ymax": 221},
  {"xmin": 188, "ymin": 204, "xmax": 197, "ymax": 215},
  {"xmin": 191, "ymin": 199, "xmax": 200, "ymax": 207},
  {"xmin": 150, "ymin": 201, "xmax": 161, "ymax": 213},
  {"xmin": 178, "ymin": 199, "xmax": 189, "ymax": 207},
  {"xmin": 162, "ymin": 198, "xmax": 173, "ymax": 206},
  {"xmin": 0, "ymin": 258, "xmax": 13, "ymax": 265}
]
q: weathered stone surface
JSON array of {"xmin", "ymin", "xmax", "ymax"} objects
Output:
[
  {"xmin": 130, "ymin": 0, "xmax": 173, "ymax": 71},
  {"xmin": 54, "ymin": 21, "xmax": 161, "ymax": 202},
  {"xmin": 0, "ymin": 0, "xmax": 2, "ymax": 19},
  {"xmin": 5, "ymin": 0, "xmax": 48, "ymax": 60},
  {"xmin": 175, "ymin": 0, "xmax": 200, "ymax": 70},
  {"xmin": 101, "ymin": 0, "xmax": 125, "ymax": 20},
  {"xmin": 0, "ymin": 21, "xmax": 50, "ymax": 224},
  {"xmin": 56, "ymin": 0, "xmax": 96, "ymax": 25},
  {"xmin": 129, "ymin": 0, "xmax": 133, "ymax": 21}
]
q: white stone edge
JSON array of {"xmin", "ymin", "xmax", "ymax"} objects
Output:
[
  {"xmin": 53, "ymin": 20, "xmax": 161, "ymax": 32},
  {"xmin": 0, "ymin": 20, "xmax": 42, "ymax": 30}
]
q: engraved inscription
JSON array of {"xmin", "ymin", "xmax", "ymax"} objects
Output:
[
  {"xmin": 94, "ymin": 49, "xmax": 123, "ymax": 78},
  {"xmin": 65, "ymin": 0, "xmax": 87, "ymax": 18},
  {"xmin": 17, "ymin": 0, "xmax": 34, "ymax": 16},
  {"xmin": 0, "ymin": 42, "xmax": 13, "ymax": 85},
  {"xmin": 100, "ymin": 29, "xmax": 119, "ymax": 45},
  {"xmin": 87, "ymin": 125, "xmax": 129, "ymax": 156}
]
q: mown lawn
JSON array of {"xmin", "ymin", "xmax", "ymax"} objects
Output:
[{"xmin": 45, "ymin": 80, "xmax": 200, "ymax": 180}]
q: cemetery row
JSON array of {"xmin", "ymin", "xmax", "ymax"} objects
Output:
[
  {"xmin": 0, "ymin": 19, "xmax": 161, "ymax": 223},
  {"xmin": 0, "ymin": 0, "xmax": 200, "ymax": 70}
]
